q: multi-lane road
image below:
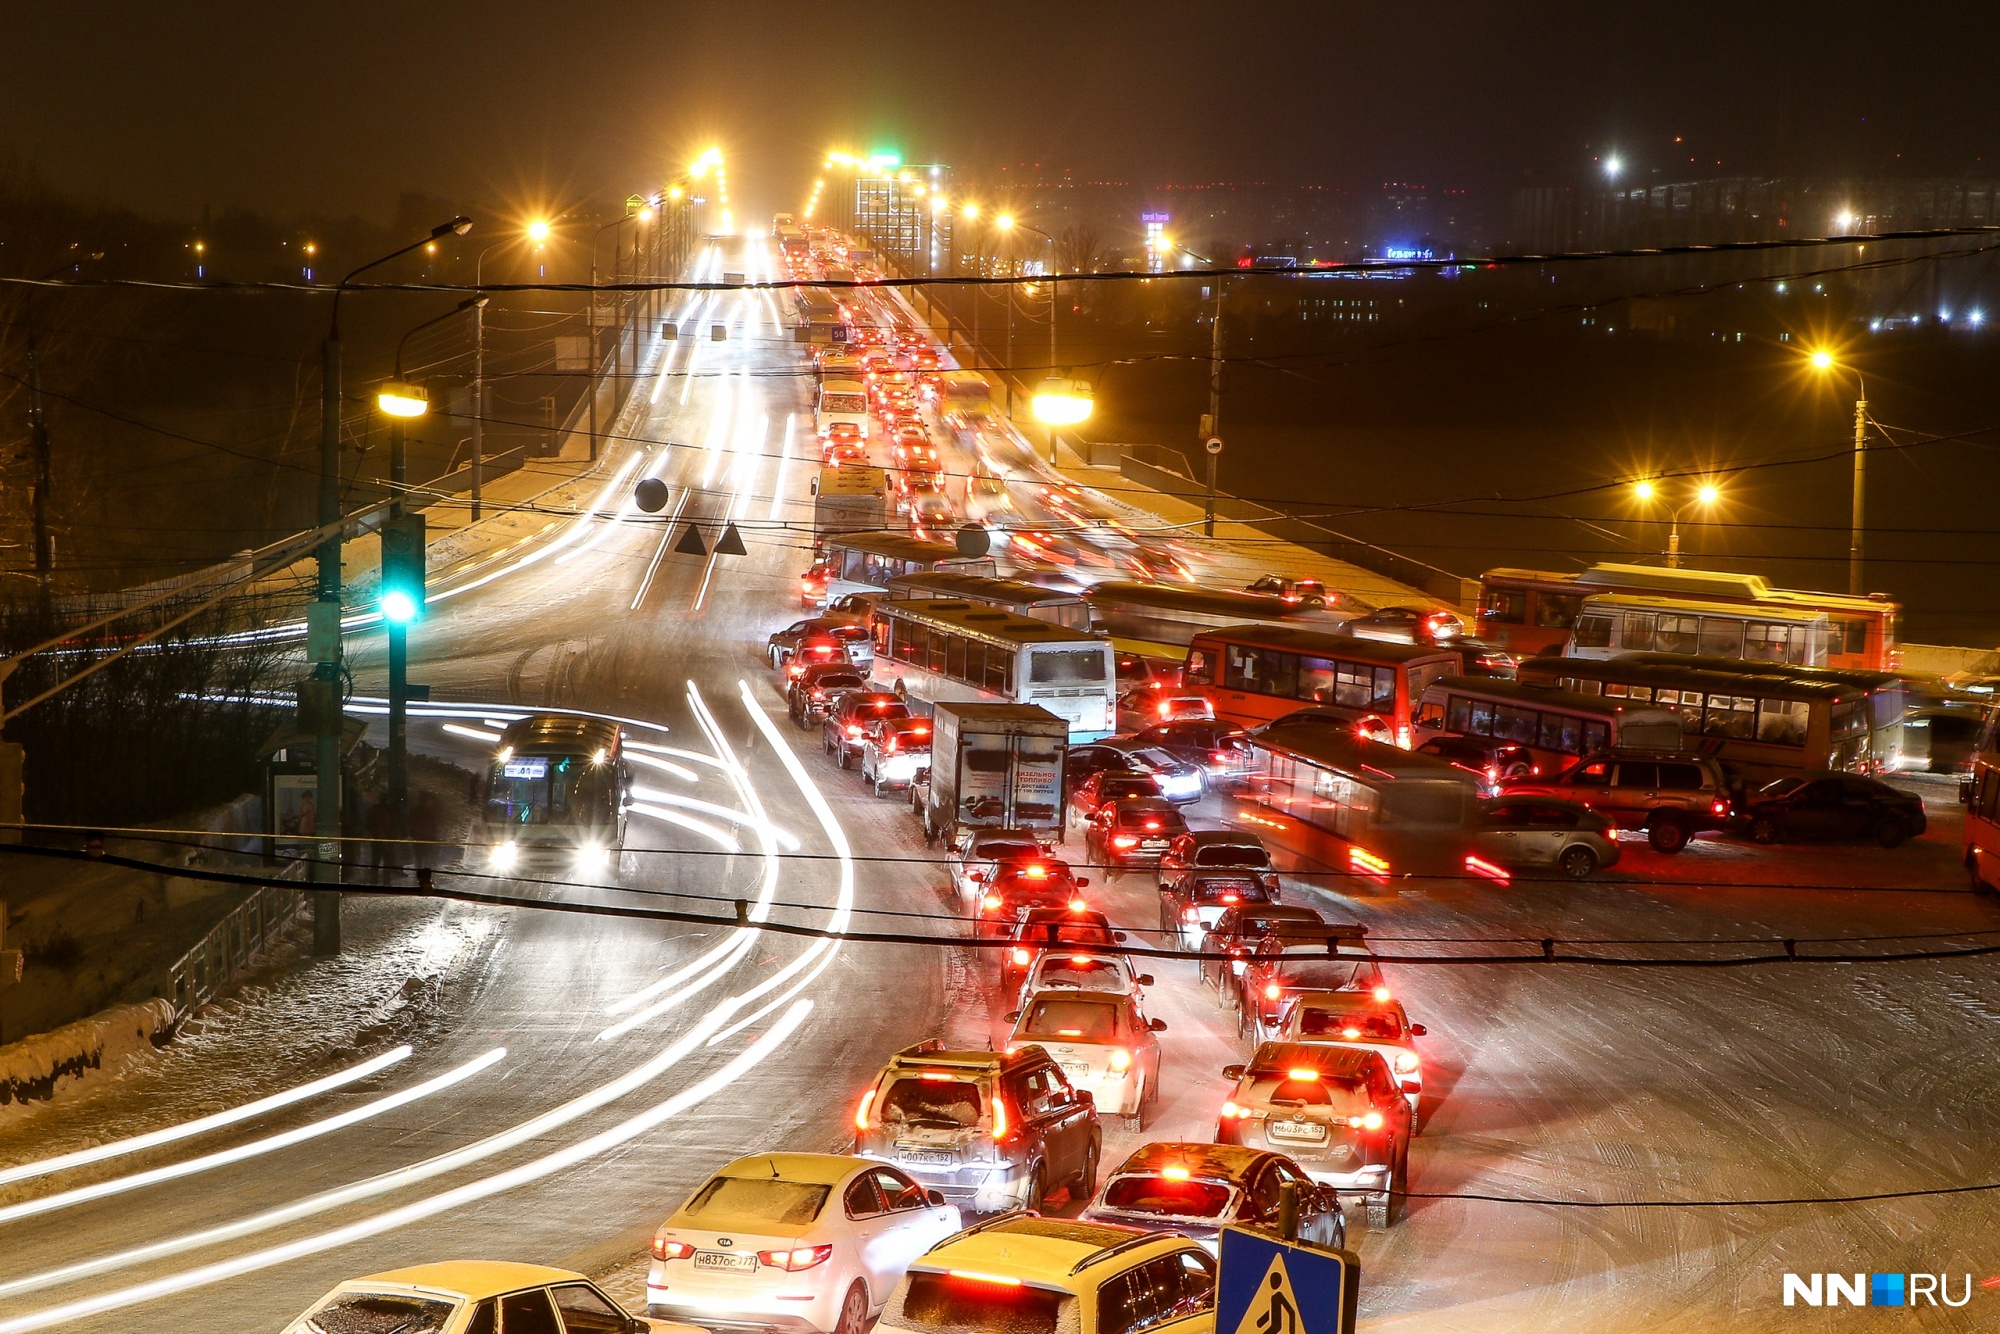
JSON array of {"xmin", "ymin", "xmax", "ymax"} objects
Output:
[{"xmin": 3, "ymin": 235, "xmax": 1998, "ymax": 1332}]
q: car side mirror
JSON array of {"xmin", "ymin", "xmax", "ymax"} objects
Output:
[
  {"xmin": 927, "ymin": 1189, "xmax": 946, "ymax": 1207},
  {"xmin": 1112, "ymin": 930, "xmax": 1127, "ymax": 942},
  {"xmin": 1004, "ymin": 1010, "xmax": 1021, "ymax": 1023},
  {"xmin": 1409, "ymin": 1023, "xmax": 1427, "ymax": 1037},
  {"xmin": 1148, "ymin": 1018, "xmax": 1167, "ymax": 1032},
  {"xmin": 967, "ymin": 870, "xmax": 984, "ymax": 882},
  {"xmin": 1137, "ymin": 974, "xmax": 1156, "ymax": 988},
  {"xmin": 626, "ymin": 1319, "xmax": 648, "ymax": 1334},
  {"xmin": 1074, "ymin": 877, "xmax": 1091, "ymax": 887},
  {"xmin": 1076, "ymin": 1089, "xmax": 1095, "ymax": 1108},
  {"xmin": 1222, "ymin": 1064, "xmax": 1246, "ymax": 1081},
  {"xmin": 1401, "ymin": 1080, "xmax": 1422, "ymax": 1095}
]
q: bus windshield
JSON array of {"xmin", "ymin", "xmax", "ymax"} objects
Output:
[{"xmin": 486, "ymin": 755, "xmax": 603, "ymax": 826}]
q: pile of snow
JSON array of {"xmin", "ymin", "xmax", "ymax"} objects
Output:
[{"xmin": 0, "ymin": 999, "xmax": 175, "ymax": 1109}]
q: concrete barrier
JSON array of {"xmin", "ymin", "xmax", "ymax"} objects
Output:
[{"xmin": 0, "ymin": 997, "xmax": 175, "ymax": 1110}]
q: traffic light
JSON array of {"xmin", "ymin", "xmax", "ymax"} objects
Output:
[{"xmin": 379, "ymin": 514, "xmax": 427, "ymax": 624}]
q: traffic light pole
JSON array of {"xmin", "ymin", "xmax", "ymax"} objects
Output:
[
  {"xmin": 313, "ymin": 328, "xmax": 344, "ymax": 955},
  {"xmin": 387, "ymin": 416, "xmax": 410, "ymax": 865}
]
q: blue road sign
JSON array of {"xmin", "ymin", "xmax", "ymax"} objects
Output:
[{"xmin": 1216, "ymin": 1226, "xmax": 1359, "ymax": 1334}]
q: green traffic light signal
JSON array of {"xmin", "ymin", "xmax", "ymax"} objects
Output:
[{"xmin": 379, "ymin": 515, "xmax": 427, "ymax": 625}]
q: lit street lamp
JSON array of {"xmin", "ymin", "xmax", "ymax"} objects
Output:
[
  {"xmin": 1632, "ymin": 478, "xmax": 1722, "ymax": 568},
  {"xmin": 1031, "ymin": 376, "xmax": 1094, "ymax": 427},
  {"xmin": 1807, "ymin": 348, "xmax": 1872, "ymax": 594}
]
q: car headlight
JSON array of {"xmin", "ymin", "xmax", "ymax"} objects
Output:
[
  {"xmin": 575, "ymin": 843, "xmax": 610, "ymax": 871},
  {"xmin": 490, "ymin": 841, "xmax": 518, "ymax": 870}
]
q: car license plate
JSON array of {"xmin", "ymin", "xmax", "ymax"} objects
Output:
[
  {"xmin": 1141, "ymin": 840, "xmax": 1167, "ymax": 851},
  {"xmin": 899, "ymin": 1150, "xmax": 953, "ymax": 1167},
  {"xmin": 1267, "ymin": 1119, "xmax": 1328, "ymax": 1145},
  {"xmin": 695, "ymin": 1252, "xmax": 757, "ymax": 1272},
  {"xmin": 1062, "ymin": 1062, "xmax": 1092, "ymax": 1081}
]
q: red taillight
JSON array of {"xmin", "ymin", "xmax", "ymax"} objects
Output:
[
  {"xmin": 1264, "ymin": 983, "xmax": 1282, "ymax": 1000},
  {"xmin": 1144, "ymin": 820, "xmax": 1161, "ymax": 831},
  {"xmin": 992, "ymin": 1099, "xmax": 1012, "ymax": 1141},
  {"xmin": 1011, "ymin": 948, "xmax": 1031, "ymax": 965},
  {"xmin": 1025, "ymin": 864, "xmax": 1048, "ymax": 879},
  {"xmin": 1220, "ymin": 1100, "xmax": 1245, "ymax": 1118},
  {"xmin": 1222, "ymin": 893, "xmax": 1240, "ymax": 903},
  {"xmin": 1108, "ymin": 1048, "xmax": 1132, "ymax": 1071},
  {"xmin": 1182, "ymin": 907, "xmax": 1200, "ymax": 922},
  {"xmin": 1112, "ymin": 835, "xmax": 1139, "ymax": 849},
  {"xmin": 653, "ymin": 1237, "xmax": 696, "ymax": 1261},
  {"xmin": 846, "ymin": 724, "xmax": 863, "ymax": 737},
  {"xmin": 982, "ymin": 894, "xmax": 1003, "ymax": 911},
  {"xmin": 1068, "ymin": 897, "xmax": 1087, "ymax": 911},
  {"xmin": 1347, "ymin": 1110, "xmax": 1386, "ymax": 1131},
  {"xmin": 757, "ymin": 1244, "xmax": 834, "ymax": 1272},
  {"xmin": 855, "ymin": 1088, "xmax": 876, "ymax": 1130},
  {"xmin": 1712, "ymin": 799, "xmax": 1728, "ymax": 814}
]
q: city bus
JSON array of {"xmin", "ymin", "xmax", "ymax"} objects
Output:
[
  {"xmin": 1478, "ymin": 563, "xmax": 1899, "ymax": 670},
  {"xmin": 1181, "ymin": 623, "xmax": 1462, "ymax": 747},
  {"xmin": 1963, "ymin": 723, "xmax": 2000, "ymax": 892},
  {"xmin": 1235, "ymin": 718, "xmax": 1481, "ymax": 879},
  {"xmin": 814, "ymin": 378, "xmax": 869, "ymax": 443},
  {"xmin": 1084, "ymin": 581, "xmax": 1340, "ymax": 660},
  {"xmin": 809, "ymin": 532, "xmax": 997, "ymax": 605},
  {"xmin": 1516, "ymin": 654, "xmax": 1908, "ymax": 778},
  {"xmin": 1566, "ymin": 592, "xmax": 1830, "ymax": 667},
  {"xmin": 477, "ymin": 714, "xmax": 632, "ymax": 876},
  {"xmin": 870, "ymin": 598, "xmax": 1116, "ymax": 739},
  {"xmin": 1413, "ymin": 675, "xmax": 1685, "ymax": 776},
  {"xmin": 885, "ymin": 571, "xmax": 1091, "ymax": 630}
]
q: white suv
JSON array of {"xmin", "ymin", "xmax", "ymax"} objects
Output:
[{"xmin": 877, "ymin": 1214, "xmax": 1216, "ymax": 1334}]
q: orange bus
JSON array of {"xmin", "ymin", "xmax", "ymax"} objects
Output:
[
  {"xmin": 1477, "ymin": 563, "xmax": 1899, "ymax": 670},
  {"xmin": 1182, "ymin": 623, "xmax": 1461, "ymax": 748}
]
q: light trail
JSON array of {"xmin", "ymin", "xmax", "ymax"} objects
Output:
[
  {"xmin": 0, "ymin": 1046, "xmax": 410, "ymax": 1190},
  {"xmin": 628, "ymin": 784, "xmax": 799, "ymax": 849},
  {"xmin": 693, "ymin": 390, "xmax": 764, "ymax": 611},
  {"xmin": 629, "ymin": 482, "xmax": 692, "ymax": 611},
  {"xmin": 624, "ymin": 739, "xmax": 726, "ymax": 767},
  {"xmin": 0, "ymin": 1048, "xmax": 503, "ymax": 1229},
  {"xmin": 624, "ymin": 803, "xmax": 739, "ymax": 851},
  {"xmin": 439, "ymin": 723, "xmax": 505, "ymax": 745},
  {"xmin": 625, "ymin": 751, "xmax": 699, "ymax": 782},
  {"xmin": 767, "ymin": 413, "xmax": 796, "ymax": 520},
  {"xmin": 0, "ymin": 1005, "xmax": 812, "ymax": 1333}
]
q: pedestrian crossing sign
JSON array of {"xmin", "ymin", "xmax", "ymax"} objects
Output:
[{"xmin": 1217, "ymin": 1226, "xmax": 1358, "ymax": 1334}]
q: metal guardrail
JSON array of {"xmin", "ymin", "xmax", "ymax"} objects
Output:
[{"xmin": 161, "ymin": 862, "xmax": 307, "ymax": 1021}]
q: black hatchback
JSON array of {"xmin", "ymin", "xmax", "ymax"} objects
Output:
[{"xmin": 1735, "ymin": 773, "xmax": 1927, "ymax": 848}]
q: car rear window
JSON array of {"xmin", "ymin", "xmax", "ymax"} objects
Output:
[
  {"xmin": 1253, "ymin": 1073, "xmax": 1366, "ymax": 1106},
  {"xmin": 682, "ymin": 1176, "xmax": 830, "ymax": 1226},
  {"xmin": 880, "ymin": 1077, "xmax": 984, "ymax": 1129},
  {"xmin": 1101, "ymin": 1174, "xmax": 1235, "ymax": 1217},
  {"xmin": 1021, "ymin": 997, "xmax": 1121, "ymax": 1041},
  {"xmin": 301, "ymin": 1294, "xmax": 457, "ymax": 1334},
  {"xmin": 895, "ymin": 1273, "xmax": 1069, "ymax": 1334},
  {"xmin": 1037, "ymin": 958, "xmax": 1125, "ymax": 988},
  {"xmin": 1296, "ymin": 1009, "xmax": 1401, "ymax": 1040},
  {"xmin": 815, "ymin": 674, "xmax": 866, "ymax": 691},
  {"xmin": 1196, "ymin": 845, "xmax": 1268, "ymax": 866},
  {"xmin": 1268, "ymin": 960, "xmax": 1374, "ymax": 992}
]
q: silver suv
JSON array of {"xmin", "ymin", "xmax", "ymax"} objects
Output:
[{"xmin": 1503, "ymin": 749, "xmax": 1732, "ymax": 853}]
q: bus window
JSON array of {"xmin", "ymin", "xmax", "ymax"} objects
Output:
[
  {"xmin": 1184, "ymin": 648, "xmax": 1214, "ymax": 686},
  {"xmin": 1415, "ymin": 697, "xmax": 1446, "ymax": 729},
  {"xmin": 1538, "ymin": 713, "xmax": 1583, "ymax": 754},
  {"xmin": 1481, "ymin": 588, "xmax": 1527, "ymax": 624},
  {"xmin": 1536, "ymin": 594, "xmax": 1583, "ymax": 629},
  {"xmin": 1493, "ymin": 704, "xmax": 1538, "ymax": 745},
  {"xmin": 1745, "ymin": 621, "xmax": 1792, "ymax": 661},
  {"xmin": 1700, "ymin": 619, "xmax": 1746, "ymax": 658},
  {"xmin": 1582, "ymin": 720, "xmax": 1611, "ymax": 752},
  {"xmin": 1702, "ymin": 695, "xmax": 1756, "ymax": 739},
  {"xmin": 1298, "ymin": 656, "xmax": 1338, "ymax": 702},
  {"xmin": 1757, "ymin": 699, "xmax": 1809, "ymax": 745},
  {"xmin": 1831, "ymin": 699, "xmax": 1868, "ymax": 741},
  {"xmin": 1573, "ymin": 615, "xmax": 1612, "ymax": 650},
  {"xmin": 1467, "ymin": 698, "xmax": 1494, "ymax": 735},
  {"xmin": 1656, "ymin": 615, "xmax": 1700, "ymax": 654},
  {"xmin": 1030, "ymin": 648, "xmax": 1109, "ymax": 684},
  {"xmin": 1446, "ymin": 695, "xmax": 1473, "ymax": 733},
  {"xmin": 1622, "ymin": 612, "xmax": 1656, "ymax": 651}
]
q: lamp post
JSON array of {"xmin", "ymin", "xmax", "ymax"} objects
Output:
[
  {"xmin": 1632, "ymin": 479, "xmax": 1721, "ymax": 568},
  {"xmin": 1002, "ymin": 220, "xmax": 1060, "ymax": 372},
  {"xmin": 1809, "ymin": 349, "xmax": 1872, "ymax": 594},
  {"xmin": 588, "ymin": 206, "xmax": 647, "ymax": 462},
  {"xmin": 313, "ymin": 214, "xmax": 471, "ymax": 954},
  {"xmin": 960, "ymin": 205, "xmax": 984, "ymax": 367},
  {"xmin": 1166, "ymin": 238, "xmax": 1225, "ymax": 536},
  {"xmin": 1031, "ymin": 376, "xmax": 1095, "ymax": 465},
  {"xmin": 466, "ymin": 220, "xmax": 550, "ymax": 522}
]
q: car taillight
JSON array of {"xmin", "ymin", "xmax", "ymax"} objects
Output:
[
  {"xmin": 1346, "ymin": 1110, "xmax": 1386, "ymax": 1130},
  {"xmin": 1068, "ymin": 898, "xmax": 1087, "ymax": 911},
  {"xmin": 758, "ymin": 1244, "xmax": 834, "ymax": 1272},
  {"xmin": 847, "ymin": 724, "xmax": 864, "ymax": 737},
  {"xmin": 1220, "ymin": 1100, "xmax": 1246, "ymax": 1118},
  {"xmin": 1394, "ymin": 1051, "xmax": 1421, "ymax": 1074},
  {"xmin": 1011, "ymin": 948, "xmax": 1031, "ymax": 966},
  {"xmin": 992, "ymin": 1099, "xmax": 1013, "ymax": 1141},
  {"xmin": 1143, "ymin": 821, "xmax": 1161, "ymax": 831},
  {"xmin": 653, "ymin": 1237, "xmax": 696, "ymax": 1261},
  {"xmin": 1182, "ymin": 907, "xmax": 1200, "ymax": 922},
  {"xmin": 1112, "ymin": 835, "xmax": 1139, "ymax": 849},
  {"xmin": 1712, "ymin": 799, "xmax": 1728, "ymax": 814},
  {"xmin": 982, "ymin": 895, "xmax": 1003, "ymax": 911},
  {"xmin": 1264, "ymin": 984, "xmax": 1282, "ymax": 1000},
  {"xmin": 1108, "ymin": 1048, "xmax": 1132, "ymax": 1071},
  {"xmin": 1222, "ymin": 893, "xmax": 1239, "ymax": 903},
  {"xmin": 855, "ymin": 1088, "xmax": 876, "ymax": 1130}
]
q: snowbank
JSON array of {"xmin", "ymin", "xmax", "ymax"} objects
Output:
[{"xmin": 0, "ymin": 998, "xmax": 176, "ymax": 1109}]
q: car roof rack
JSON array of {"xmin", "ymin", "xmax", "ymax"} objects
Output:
[{"xmin": 1069, "ymin": 1230, "xmax": 1181, "ymax": 1276}]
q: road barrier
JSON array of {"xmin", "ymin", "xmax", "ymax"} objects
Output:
[{"xmin": 162, "ymin": 867, "xmax": 307, "ymax": 1021}]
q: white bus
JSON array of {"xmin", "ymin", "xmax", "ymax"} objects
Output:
[
  {"xmin": 1566, "ymin": 593, "xmax": 1830, "ymax": 667},
  {"xmin": 885, "ymin": 571, "xmax": 1091, "ymax": 630},
  {"xmin": 871, "ymin": 598, "xmax": 1116, "ymax": 740},
  {"xmin": 808, "ymin": 532, "xmax": 997, "ymax": 605},
  {"xmin": 814, "ymin": 378, "xmax": 869, "ymax": 443}
]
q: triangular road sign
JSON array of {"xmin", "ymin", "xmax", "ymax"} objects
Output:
[
  {"xmin": 1231, "ymin": 1252, "xmax": 1305, "ymax": 1334},
  {"xmin": 673, "ymin": 524, "xmax": 708, "ymax": 556},
  {"xmin": 714, "ymin": 522, "xmax": 748, "ymax": 556}
]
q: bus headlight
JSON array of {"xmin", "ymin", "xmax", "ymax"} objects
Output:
[
  {"xmin": 490, "ymin": 841, "xmax": 519, "ymax": 870},
  {"xmin": 575, "ymin": 843, "xmax": 611, "ymax": 871}
]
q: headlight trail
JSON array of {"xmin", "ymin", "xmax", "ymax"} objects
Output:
[
  {"xmin": 625, "ymin": 803, "xmax": 740, "ymax": 852},
  {"xmin": 0, "ymin": 1048, "xmax": 503, "ymax": 1228},
  {"xmin": 625, "ymin": 751, "xmax": 700, "ymax": 783},
  {"xmin": 628, "ymin": 784, "xmax": 799, "ymax": 849},
  {"xmin": 596, "ymin": 680, "xmax": 783, "ymax": 1039},
  {"xmin": 0, "ymin": 1046, "xmax": 410, "ymax": 1190},
  {"xmin": 0, "ymin": 1003, "xmax": 812, "ymax": 1332},
  {"xmin": 440, "ymin": 723, "xmax": 506, "ymax": 744}
]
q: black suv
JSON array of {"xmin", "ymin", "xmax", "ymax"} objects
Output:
[{"xmin": 853, "ymin": 1040, "xmax": 1102, "ymax": 1216}]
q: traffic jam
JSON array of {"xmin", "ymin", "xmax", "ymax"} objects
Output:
[{"xmin": 284, "ymin": 224, "xmax": 1996, "ymax": 1334}]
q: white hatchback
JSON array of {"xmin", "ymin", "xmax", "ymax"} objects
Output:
[
  {"xmin": 1004, "ymin": 991, "xmax": 1165, "ymax": 1131},
  {"xmin": 646, "ymin": 1153, "xmax": 961, "ymax": 1334}
]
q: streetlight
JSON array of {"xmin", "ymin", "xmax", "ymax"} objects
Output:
[
  {"xmin": 1031, "ymin": 377, "xmax": 1094, "ymax": 427},
  {"xmin": 1631, "ymin": 478, "xmax": 1722, "ymax": 568},
  {"xmin": 467, "ymin": 219, "xmax": 551, "ymax": 520},
  {"xmin": 312, "ymin": 212, "xmax": 471, "ymax": 953},
  {"xmin": 1807, "ymin": 347, "xmax": 1871, "ymax": 594}
]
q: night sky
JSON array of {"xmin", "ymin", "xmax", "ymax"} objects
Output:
[{"xmin": 7, "ymin": 3, "xmax": 2000, "ymax": 221}]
